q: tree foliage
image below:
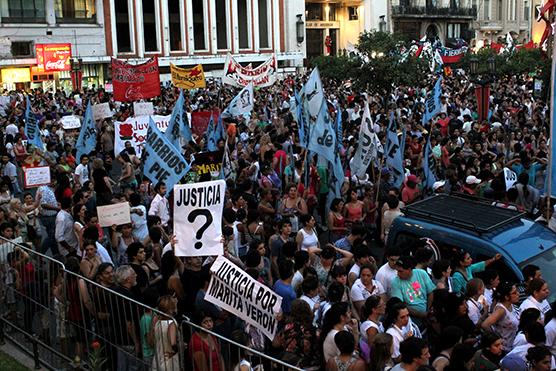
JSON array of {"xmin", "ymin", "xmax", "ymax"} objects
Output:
[
  {"xmin": 456, "ymin": 47, "xmax": 549, "ymax": 77},
  {"xmin": 310, "ymin": 55, "xmax": 360, "ymax": 82}
]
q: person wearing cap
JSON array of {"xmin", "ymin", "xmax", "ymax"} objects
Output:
[
  {"xmin": 462, "ymin": 175, "xmax": 481, "ymax": 195},
  {"xmin": 432, "ymin": 180, "xmax": 445, "ymax": 193},
  {"xmin": 390, "ymin": 256, "xmax": 435, "ymax": 326},
  {"xmin": 401, "ymin": 174, "xmax": 421, "ymax": 205}
]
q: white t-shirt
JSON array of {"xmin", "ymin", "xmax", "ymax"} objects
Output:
[
  {"xmin": 291, "ymin": 270, "xmax": 304, "ymax": 291},
  {"xmin": 375, "ymin": 263, "xmax": 397, "ymax": 295},
  {"xmin": 360, "ymin": 320, "xmax": 384, "ymax": 343},
  {"xmin": 74, "ymin": 163, "xmax": 90, "ymax": 186},
  {"xmin": 130, "ymin": 205, "xmax": 148, "ymax": 241},
  {"xmin": 95, "ymin": 242, "xmax": 113, "ymax": 264},
  {"xmin": 519, "ymin": 296, "xmax": 551, "ymax": 322},
  {"xmin": 545, "ymin": 318, "xmax": 556, "ymax": 357},
  {"xmin": 466, "ymin": 298, "xmax": 484, "ymax": 325},
  {"xmin": 350, "ymin": 278, "xmax": 385, "ymax": 303}
]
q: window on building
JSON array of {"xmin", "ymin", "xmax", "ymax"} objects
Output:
[
  {"xmin": 328, "ymin": 4, "xmax": 337, "ymax": 21},
  {"xmin": 306, "ymin": 3, "xmax": 322, "ymax": 21},
  {"xmin": 238, "ymin": 0, "xmax": 250, "ymax": 49},
  {"xmin": 11, "ymin": 41, "xmax": 32, "ymax": 56},
  {"xmin": 258, "ymin": 0, "xmax": 270, "ymax": 49},
  {"xmin": 115, "ymin": 0, "xmax": 132, "ymax": 53},
  {"xmin": 1, "ymin": 0, "xmax": 45, "ymax": 22},
  {"xmin": 55, "ymin": 0, "xmax": 95, "ymax": 21},
  {"xmin": 497, "ymin": 0, "xmax": 503, "ymax": 20},
  {"xmin": 192, "ymin": 0, "xmax": 206, "ymax": 50},
  {"xmin": 484, "ymin": 0, "xmax": 490, "ymax": 20},
  {"xmin": 524, "ymin": 0, "xmax": 530, "ymax": 21},
  {"xmin": 348, "ymin": 7, "xmax": 358, "ymax": 20},
  {"xmin": 168, "ymin": 0, "xmax": 183, "ymax": 50},
  {"xmin": 507, "ymin": 0, "xmax": 516, "ymax": 20},
  {"xmin": 447, "ymin": 23, "xmax": 461, "ymax": 38},
  {"xmin": 142, "ymin": 0, "xmax": 158, "ymax": 52},
  {"xmin": 216, "ymin": 0, "xmax": 228, "ymax": 49}
]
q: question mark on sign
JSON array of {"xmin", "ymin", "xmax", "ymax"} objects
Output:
[{"xmin": 187, "ymin": 209, "xmax": 213, "ymax": 249}]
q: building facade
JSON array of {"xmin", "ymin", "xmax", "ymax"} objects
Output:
[
  {"xmin": 389, "ymin": 0, "xmax": 476, "ymax": 45},
  {"xmin": 473, "ymin": 0, "xmax": 531, "ymax": 45},
  {"xmin": 0, "ymin": 0, "xmax": 305, "ymax": 91},
  {"xmin": 304, "ymin": 0, "xmax": 389, "ymax": 60}
]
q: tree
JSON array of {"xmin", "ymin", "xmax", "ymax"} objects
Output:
[
  {"xmin": 310, "ymin": 55, "xmax": 360, "ymax": 83},
  {"xmin": 354, "ymin": 31, "xmax": 429, "ymax": 94}
]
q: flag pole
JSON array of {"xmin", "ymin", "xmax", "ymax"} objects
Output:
[
  {"xmin": 374, "ymin": 156, "xmax": 386, "ymax": 206},
  {"xmin": 547, "ymin": 34, "xmax": 556, "ymax": 221}
]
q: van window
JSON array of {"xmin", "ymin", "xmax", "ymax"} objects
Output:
[{"xmin": 475, "ymin": 253, "xmax": 519, "ymax": 284}]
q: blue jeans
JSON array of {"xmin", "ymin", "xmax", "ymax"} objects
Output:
[{"xmin": 39, "ymin": 215, "xmax": 59, "ymax": 256}]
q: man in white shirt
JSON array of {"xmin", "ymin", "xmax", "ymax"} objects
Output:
[
  {"xmin": 519, "ymin": 278, "xmax": 551, "ymax": 322},
  {"xmin": 5, "ymin": 120, "xmax": 18, "ymax": 138},
  {"xmin": 376, "ymin": 247, "xmax": 402, "ymax": 295},
  {"xmin": 149, "ymin": 182, "xmax": 169, "ymax": 228},
  {"xmin": 55, "ymin": 197, "xmax": 78, "ymax": 257},
  {"xmin": 73, "ymin": 154, "xmax": 90, "ymax": 187},
  {"xmin": 1, "ymin": 154, "xmax": 19, "ymax": 194}
]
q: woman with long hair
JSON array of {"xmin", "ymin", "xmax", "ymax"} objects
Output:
[
  {"xmin": 360, "ymin": 295, "xmax": 385, "ymax": 347},
  {"xmin": 151, "ymin": 295, "xmax": 179, "ymax": 371},
  {"xmin": 189, "ymin": 311, "xmax": 225, "ymax": 371},
  {"xmin": 272, "ymin": 299, "xmax": 320, "ymax": 369},
  {"xmin": 321, "ymin": 302, "xmax": 358, "ymax": 363},
  {"xmin": 328, "ymin": 198, "xmax": 347, "ymax": 243},
  {"xmin": 343, "ymin": 189, "xmax": 365, "ymax": 228},
  {"xmin": 279, "ymin": 183, "xmax": 308, "ymax": 234},
  {"xmin": 481, "ymin": 282, "xmax": 520, "ymax": 352},
  {"xmin": 368, "ymin": 333, "xmax": 393, "ymax": 371}
]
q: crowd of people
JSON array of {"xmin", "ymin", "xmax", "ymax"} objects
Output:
[{"xmin": 1, "ymin": 67, "xmax": 556, "ymax": 371}]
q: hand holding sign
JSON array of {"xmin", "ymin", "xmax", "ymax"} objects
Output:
[{"xmin": 173, "ymin": 180, "xmax": 226, "ymax": 256}]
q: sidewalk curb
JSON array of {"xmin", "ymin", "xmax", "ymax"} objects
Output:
[{"xmin": 0, "ymin": 339, "xmax": 46, "ymax": 370}]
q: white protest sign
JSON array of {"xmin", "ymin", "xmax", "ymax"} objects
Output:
[
  {"xmin": 97, "ymin": 202, "xmax": 131, "ymax": 227},
  {"xmin": 114, "ymin": 115, "xmax": 170, "ymax": 157},
  {"xmin": 173, "ymin": 180, "xmax": 225, "ymax": 257},
  {"xmin": 205, "ymin": 256, "xmax": 282, "ymax": 340},
  {"xmin": 504, "ymin": 167, "xmax": 518, "ymax": 191},
  {"xmin": 92, "ymin": 103, "xmax": 112, "ymax": 121},
  {"xmin": 23, "ymin": 166, "xmax": 51, "ymax": 188},
  {"xmin": 133, "ymin": 102, "xmax": 154, "ymax": 116},
  {"xmin": 60, "ymin": 115, "xmax": 81, "ymax": 129}
]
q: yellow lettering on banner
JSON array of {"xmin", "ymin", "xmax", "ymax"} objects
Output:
[{"xmin": 170, "ymin": 63, "xmax": 206, "ymax": 89}]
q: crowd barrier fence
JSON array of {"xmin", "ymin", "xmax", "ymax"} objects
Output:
[{"xmin": 0, "ymin": 237, "xmax": 301, "ymax": 370}]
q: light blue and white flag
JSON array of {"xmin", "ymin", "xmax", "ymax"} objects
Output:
[
  {"xmin": 24, "ymin": 95, "xmax": 43, "ymax": 149},
  {"xmin": 221, "ymin": 83, "xmax": 254, "ymax": 120},
  {"xmin": 143, "ymin": 117, "xmax": 190, "ymax": 195},
  {"xmin": 422, "ymin": 76, "xmax": 443, "ymax": 125},
  {"xmin": 549, "ymin": 33, "xmax": 556, "ymax": 198},
  {"xmin": 214, "ymin": 115, "xmax": 226, "ymax": 143},
  {"xmin": 350, "ymin": 103, "xmax": 381, "ymax": 178},
  {"xmin": 205, "ymin": 115, "xmax": 217, "ymax": 152},
  {"xmin": 308, "ymin": 101, "xmax": 337, "ymax": 164},
  {"xmin": 385, "ymin": 112, "xmax": 405, "ymax": 188},
  {"xmin": 303, "ymin": 68, "xmax": 324, "ymax": 120},
  {"xmin": 423, "ymin": 133, "xmax": 438, "ymax": 190},
  {"xmin": 75, "ymin": 102, "xmax": 96, "ymax": 161},
  {"xmin": 166, "ymin": 90, "xmax": 193, "ymax": 151}
]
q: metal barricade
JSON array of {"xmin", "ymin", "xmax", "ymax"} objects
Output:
[
  {"xmin": 181, "ymin": 318, "xmax": 303, "ymax": 371},
  {"xmin": 0, "ymin": 237, "xmax": 71, "ymax": 369},
  {"xmin": 0, "ymin": 237, "xmax": 185, "ymax": 370},
  {"xmin": 0, "ymin": 236, "xmax": 303, "ymax": 371}
]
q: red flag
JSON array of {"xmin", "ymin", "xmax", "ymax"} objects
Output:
[
  {"xmin": 475, "ymin": 85, "xmax": 491, "ymax": 123},
  {"xmin": 490, "ymin": 42, "xmax": 503, "ymax": 53},
  {"xmin": 111, "ymin": 57, "xmax": 161, "ymax": 102},
  {"xmin": 190, "ymin": 111, "xmax": 220, "ymax": 138}
]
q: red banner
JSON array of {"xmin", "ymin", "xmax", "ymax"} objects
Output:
[
  {"xmin": 111, "ymin": 57, "xmax": 161, "ymax": 102},
  {"xmin": 35, "ymin": 43, "xmax": 72, "ymax": 72},
  {"xmin": 191, "ymin": 111, "xmax": 220, "ymax": 138},
  {"xmin": 475, "ymin": 85, "xmax": 490, "ymax": 123}
]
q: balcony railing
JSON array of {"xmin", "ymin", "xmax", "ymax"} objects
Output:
[{"xmin": 392, "ymin": 5, "xmax": 477, "ymax": 18}]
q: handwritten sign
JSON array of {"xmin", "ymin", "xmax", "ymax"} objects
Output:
[
  {"xmin": 133, "ymin": 102, "xmax": 154, "ymax": 116},
  {"xmin": 23, "ymin": 166, "xmax": 51, "ymax": 188},
  {"xmin": 97, "ymin": 202, "xmax": 131, "ymax": 227},
  {"xmin": 60, "ymin": 115, "xmax": 81, "ymax": 129},
  {"xmin": 92, "ymin": 103, "xmax": 112, "ymax": 121}
]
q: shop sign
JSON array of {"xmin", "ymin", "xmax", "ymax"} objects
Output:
[
  {"xmin": 36, "ymin": 43, "xmax": 72, "ymax": 72},
  {"xmin": 1, "ymin": 67, "xmax": 31, "ymax": 83}
]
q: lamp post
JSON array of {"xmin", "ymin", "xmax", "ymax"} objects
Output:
[
  {"xmin": 296, "ymin": 14, "xmax": 305, "ymax": 44},
  {"xmin": 70, "ymin": 57, "xmax": 83, "ymax": 92},
  {"xmin": 469, "ymin": 55, "xmax": 495, "ymax": 124}
]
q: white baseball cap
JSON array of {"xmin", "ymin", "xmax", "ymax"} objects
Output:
[
  {"xmin": 433, "ymin": 181, "xmax": 446, "ymax": 191},
  {"xmin": 465, "ymin": 175, "xmax": 481, "ymax": 185}
]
